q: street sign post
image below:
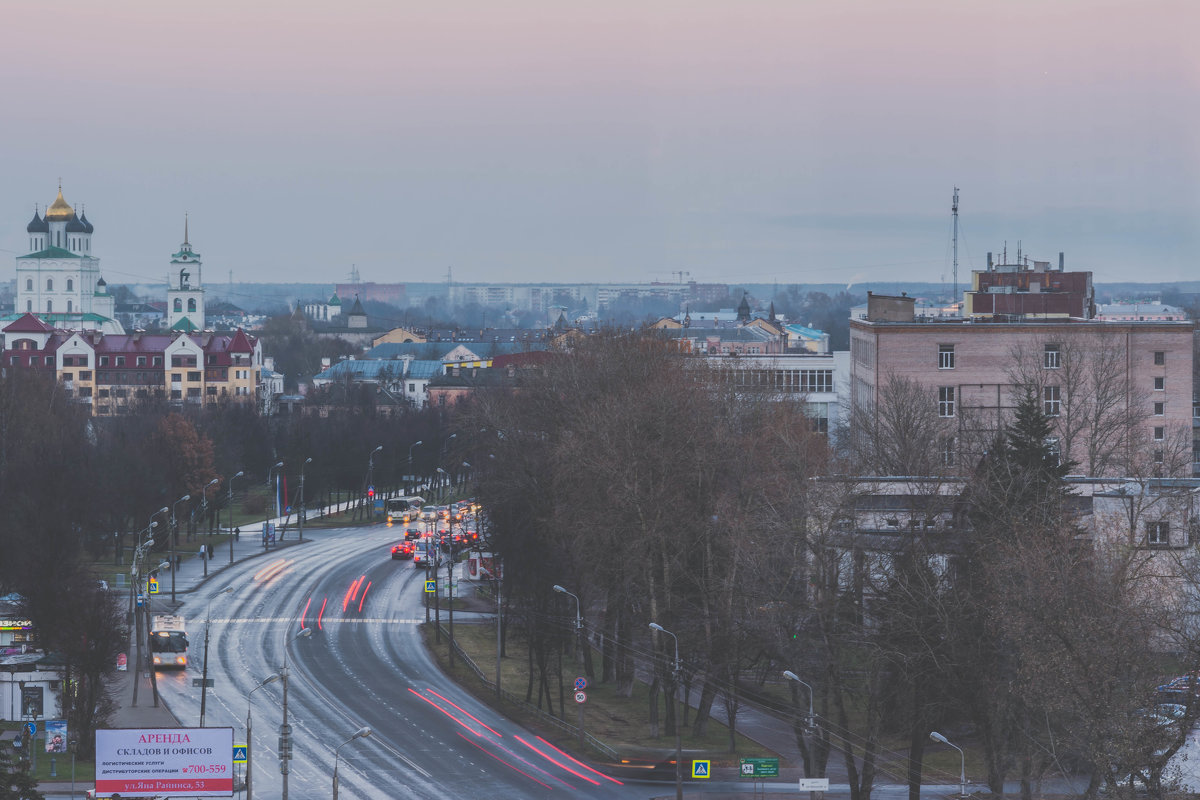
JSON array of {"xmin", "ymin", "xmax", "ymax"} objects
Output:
[
  {"xmin": 574, "ymin": 691, "xmax": 586, "ymax": 704},
  {"xmin": 574, "ymin": 677, "xmax": 587, "ymax": 690},
  {"xmin": 232, "ymin": 746, "xmax": 248, "ymax": 765},
  {"xmin": 424, "ymin": 580, "xmax": 436, "ymax": 593},
  {"xmin": 148, "ymin": 577, "xmax": 159, "ymax": 595},
  {"xmin": 740, "ymin": 757, "xmax": 780, "ymax": 778},
  {"xmin": 192, "ymin": 678, "xmax": 214, "ymax": 688},
  {"xmin": 691, "ymin": 760, "xmax": 711, "ymax": 779}
]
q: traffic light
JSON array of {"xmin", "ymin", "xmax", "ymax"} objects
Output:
[{"xmin": 367, "ymin": 487, "xmax": 375, "ymax": 499}]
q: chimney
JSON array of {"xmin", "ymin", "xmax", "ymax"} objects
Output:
[
  {"xmin": 987, "ymin": 252, "xmax": 994, "ymax": 271},
  {"xmin": 1059, "ymin": 251, "xmax": 1065, "ymax": 271}
]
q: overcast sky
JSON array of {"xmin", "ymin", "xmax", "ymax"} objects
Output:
[{"xmin": 1, "ymin": 1, "xmax": 1196, "ymax": 290}]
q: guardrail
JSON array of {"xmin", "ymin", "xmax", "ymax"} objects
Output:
[{"xmin": 434, "ymin": 623, "xmax": 619, "ymax": 761}]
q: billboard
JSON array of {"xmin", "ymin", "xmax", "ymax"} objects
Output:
[{"xmin": 95, "ymin": 727, "xmax": 233, "ymax": 797}]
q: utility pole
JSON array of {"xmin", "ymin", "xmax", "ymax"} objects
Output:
[{"xmin": 951, "ymin": 186, "xmax": 959, "ymax": 314}]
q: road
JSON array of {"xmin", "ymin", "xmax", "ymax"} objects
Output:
[{"xmin": 154, "ymin": 525, "xmax": 658, "ymax": 799}]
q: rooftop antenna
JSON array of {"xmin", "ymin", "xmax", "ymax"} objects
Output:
[{"xmin": 951, "ymin": 187, "xmax": 959, "ymax": 313}]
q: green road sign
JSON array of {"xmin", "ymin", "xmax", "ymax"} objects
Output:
[{"xmin": 740, "ymin": 757, "xmax": 780, "ymax": 778}]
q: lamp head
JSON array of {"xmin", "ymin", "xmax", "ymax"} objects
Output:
[
  {"xmin": 372, "ymin": 445, "xmax": 383, "ymax": 454},
  {"xmin": 218, "ymin": 586, "xmax": 234, "ymax": 596},
  {"xmin": 274, "ymin": 461, "xmax": 284, "ymax": 468},
  {"xmin": 462, "ymin": 461, "xmax": 471, "ymax": 468},
  {"xmin": 414, "ymin": 440, "xmax": 423, "ymax": 446},
  {"xmin": 234, "ymin": 471, "xmax": 244, "ymax": 479},
  {"xmin": 261, "ymin": 673, "xmax": 281, "ymax": 687},
  {"xmin": 354, "ymin": 727, "xmax": 371, "ymax": 740},
  {"xmin": 180, "ymin": 494, "xmax": 191, "ymax": 502},
  {"xmin": 158, "ymin": 507, "xmax": 169, "ymax": 515},
  {"xmin": 297, "ymin": 627, "xmax": 313, "ymax": 640},
  {"xmin": 552, "ymin": 585, "xmax": 566, "ymax": 594},
  {"xmin": 206, "ymin": 478, "xmax": 219, "ymax": 487},
  {"xmin": 648, "ymin": 622, "xmax": 665, "ymax": 633},
  {"xmin": 929, "ymin": 731, "xmax": 949, "ymax": 745},
  {"xmin": 305, "ymin": 457, "xmax": 312, "ymax": 464},
  {"xmin": 783, "ymin": 670, "xmax": 800, "ymax": 682},
  {"xmin": 157, "ymin": 561, "xmax": 170, "ymax": 571}
]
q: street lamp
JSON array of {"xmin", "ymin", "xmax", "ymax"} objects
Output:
[
  {"xmin": 929, "ymin": 730, "xmax": 966, "ymax": 797},
  {"xmin": 228, "ymin": 471, "xmax": 244, "ymax": 563},
  {"xmin": 649, "ymin": 622, "xmax": 683, "ymax": 800},
  {"xmin": 436, "ymin": 467, "xmax": 447, "ymax": 503},
  {"xmin": 169, "ymin": 495, "xmax": 190, "ymax": 603},
  {"xmin": 332, "ymin": 726, "xmax": 371, "ymax": 800},
  {"xmin": 298, "ymin": 458, "xmax": 312, "ymax": 542},
  {"xmin": 554, "ymin": 585, "xmax": 584, "ymax": 747},
  {"xmin": 367, "ymin": 446, "xmax": 383, "ymax": 515},
  {"xmin": 200, "ymin": 586, "xmax": 234, "ymax": 727},
  {"xmin": 280, "ymin": 625, "xmax": 313, "ymax": 800},
  {"xmin": 783, "ymin": 670, "xmax": 816, "ymax": 730},
  {"xmin": 244, "ymin": 673, "xmax": 281, "ymax": 800},
  {"xmin": 201, "ymin": 478, "xmax": 220, "ymax": 533},
  {"xmin": 407, "ymin": 441, "xmax": 423, "ymax": 494}
]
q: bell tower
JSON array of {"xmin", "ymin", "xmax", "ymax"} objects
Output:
[{"xmin": 167, "ymin": 215, "xmax": 205, "ymax": 332}]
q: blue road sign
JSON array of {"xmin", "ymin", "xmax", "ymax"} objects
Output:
[
  {"xmin": 424, "ymin": 580, "xmax": 436, "ymax": 593},
  {"xmin": 574, "ymin": 677, "xmax": 587, "ymax": 690},
  {"xmin": 233, "ymin": 746, "xmax": 248, "ymax": 764},
  {"xmin": 692, "ymin": 760, "xmax": 711, "ymax": 779},
  {"xmin": 148, "ymin": 577, "xmax": 159, "ymax": 595},
  {"xmin": 23, "ymin": 722, "xmax": 35, "ymax": 737}
]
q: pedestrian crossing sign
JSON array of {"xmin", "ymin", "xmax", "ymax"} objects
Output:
[
  {"xmin": 692, "ymin": 759, "xmax": 711, "ymax": 779},
  {"xmin": 233, "ymin": 746, "xmax": 248, "ymax": 764},
  {"xmin": 424, "ymin": 580, "xmax": 436, "ymax": 593},
  {"xmin": 148, "ymin": 577, "xmax": 159, "ymax": 595}
]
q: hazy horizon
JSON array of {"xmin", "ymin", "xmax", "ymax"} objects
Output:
[{"xmin": 2, "ymin": 1, "xmax": 1196, "ymax": 287}]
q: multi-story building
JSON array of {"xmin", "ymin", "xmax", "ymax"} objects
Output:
[
  {"xmin": 850, "ymin": 275, "xmax": 1195, "ymax": 475},
  {"xmin": 0, "ymin": 314, "xmax": 261, "ymax": 415}
]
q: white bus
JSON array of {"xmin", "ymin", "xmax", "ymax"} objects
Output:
[
  {"xmin": 386, "ymin": 495, "xmax": 425, "ymax": 524},
  {"xmin": 150, "ymin": 614, "xmax": 188, "ymax": 669}
]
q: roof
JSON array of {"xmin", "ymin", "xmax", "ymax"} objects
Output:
[
  {"xmin": 784, "ymin": 324, "xmax": 826, "ymax": 339},
  {"xmin": 18, "ymin": 246, "xmax": 80, "ymax": 260},
  {"xmin": 80, "ymin": 210, "xmax": 94, "ymax": 234},
  {"xmin": 406, "ymin": 360, "xmax": 442, "ymax": 379},
  {"xmin": 66, "ymin": 213, "xmax": 86, "ymax": 233},
  {"xmin": 348, "ymin": 296, "xmax": 366, "ymax": 315},
  {"xmin": 3, "ymin": 313, "xmax": 55, "ymax": 334},
  {"xmin": 44, "ymin": 188, "xmax": 73, "ymax": 221},
  {"xmin": 170, "ymin": 317, "xmax": 200, "ymax": 332},
  {"xmin": 313, "ymin": 359, "xmax": 402, "ymax": 383},
  {"xmin": 26, "ymin": 211, "xmax": 47, "ymax": 233}
]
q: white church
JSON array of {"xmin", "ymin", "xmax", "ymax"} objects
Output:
[{"xmin": 16, "ymin": 185, "xmax": 121, "ymax": 333}]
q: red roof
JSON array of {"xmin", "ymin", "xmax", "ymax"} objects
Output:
[{"xmin": 3, "ymin": 313, "xmax": 56, "ymax": 333}]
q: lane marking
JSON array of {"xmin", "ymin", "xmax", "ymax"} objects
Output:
[
  {"xmin": 515, "ymin": 735, "xmax": 601, "ymax": 786},
  {"xmin": 535, "ymin": 735, "xmax": 624, "ymax": 784},
  {"xmin": 424, "ymin": 688, "xmax": 501, "ymax": 738},
  {"xmin": 456, "ymin": 732, "xmax": 554, "ymax": 790}
]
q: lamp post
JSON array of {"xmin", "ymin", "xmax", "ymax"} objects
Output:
[
  {"xmin": 228, "ymin": 471, "xmax": 244, "ymax": 563},
  {"xmin": 407, "ymin": 440, "xmax": 423, "ymax": 494},
  {"xmin": 930, "ymin": 731, "xmax": 966, "ymax": 797},
  {"xmin": 267, "ymin": 461, "xmax": 284, "ymax": 532},
  {"xmin": 199, "ymin": 586, "xmax": 234, "ymax": 727},
  {"xmin": 129, "ymin": 522, "xmax": 158, "ymax": 708},
  {"xmin": 367, "ymin": 446, "xmax": 382, "ymax": 517},
  {"xmin": 783, "ymin": 670, "xmax": 815, "ymax": 730},
  {"xmin": 649, "ymin": 622, "xmax": 683, "ymax": 800},
  {"xmin": 244, "ymin": 673, "xmax": 280, "ymax": 800},
  {"xmin": 460, "ymin": 461, "xmax": 471, "ymax": 492},
  {"xmin": 554, "ymin": 585, "xmax": 584, "ymax": 748},
  {"xmin": 201, "ymin": 477, "xmax": 220, "ymax": 536},
  {"xmin": 332, "ymin": 727, "xmax": 372, "ymax": 800},
  {"xmin": 436, "ymin": 468, "xmax": 447, "ymax": 504},
  {"xmin": 298, "ymin": 458, "xmax": 312, "ymax": 542},
  {"xmin": 280, "ymin": 626, "xmax": 313, "ymax": 800},
  {"xmin": 169, "ymin": 496, "xmax": 190, "ymax": 603}
]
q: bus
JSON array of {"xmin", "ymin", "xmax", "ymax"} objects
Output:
[
  {"xmin": 150, "ymin": 614, "xmax": 188, "ymax": 669},
  {"xmin": 386, "ymin": 495, "xmax": 425, "ymax": 525}
]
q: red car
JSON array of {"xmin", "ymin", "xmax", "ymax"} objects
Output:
[{"xmin": 391, "ymin": 541, "xmax": 415, "ymax": 560}]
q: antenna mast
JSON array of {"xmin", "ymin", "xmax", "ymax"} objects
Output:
[{"xmin": 952, "ymin": 187, "xmax": 959, "ymax": 314}]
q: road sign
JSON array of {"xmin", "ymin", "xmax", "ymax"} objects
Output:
[
  {"xmin": 740, "ymin": 757, "xmax": 780, "ymax": 778},
  {"xmin": 574, "ymin": 691, "xmax": 587, "ymax": 704},
  {"xmin": 23, "ymin": 722, "xmax": 35, "ymax": 738},
  {"xmin": 692, "ymin": 760, "xmax": 711, "ymax": 779},
  {"xmin": 424, "ymin": 580, "xmax": 437, "ymax": 593},
  {"xmin": 574, "ymin": 677, "xmax": 587, "ymax": 690},
  {"xmin": 148, "ymin": 577, "xmax": 159, "ymax": 595},
  {"xmin": 192, "ymin": 678, "xmax": 214, "ymax": 688},
  {"xmin": 799, "ymin": 778, "xmax": 831, "ymax": 791},
  {"xmin": 232, "ymin": 746, "xmax": 248, "ymax": 765}
]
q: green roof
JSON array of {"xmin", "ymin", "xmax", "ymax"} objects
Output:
[
  {"xmin": 18, "ymin": 246, "xmax": 80, "ymax": 260},
  {"xmin": 0, "ymin": 312, "xmax": 112, "ymax": 324},
  {"xmin": 170, "ymin": 317, "xmax": 200, "ymax": 332}
]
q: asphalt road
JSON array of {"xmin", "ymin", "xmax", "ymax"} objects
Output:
[{"xmin": 153, "ymin": 525, "xmax": 665, "ymax": 799}]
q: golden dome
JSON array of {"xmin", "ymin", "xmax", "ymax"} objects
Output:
[{"xmin": 44, "ymin": 187, "xmax": 74, "ymax": 221}]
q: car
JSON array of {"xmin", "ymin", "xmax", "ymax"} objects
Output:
[
  {"xmin": 391, "ymin": 541, "xmax": 415, "ymax": 560},
  {"xmin": 404, "ymin": 527, "xmax": 422, "ymax": 541},
  {"xmin": 413, "ymin": 545, "xmax": 433, "ymax": 567}
]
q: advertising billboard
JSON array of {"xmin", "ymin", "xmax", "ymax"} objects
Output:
[{"xmin": 95, "ymin": 727, "xmax": 233, "ymax": 797}]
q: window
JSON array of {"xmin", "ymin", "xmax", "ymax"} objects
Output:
[
  {"xmin": 46, "ymin": 278, "xmax": 53, "ymax": 291},
  {"xmin": 137, "ymin": 356, "xmax": 146, "ymax": 366},
  {"xmin": 99, "ymin": 357, "xmax": 109, "ymax": 366},
  {"xmin": 1154, "ymin": 402, "xmax": 1165, "ymax": 416},
  {"xmin": 1044, "ymin": 343, "xmax": 1061, "ymax": 369},
  {"xmin": 1155, "ymin": 377, "xmax": 1165, "ymax": 391},
  {"xmin": 67, "ymin": 300, "xmax": 72, "ymax": 312},
  {"xmin": 26, "ymin": 300, "xmax": 31, "ymax": 312},
  {"xmin": 1155, "ymin": 426, "xmax": 1165, "ymax": 440},
  {"xmin": 79, "ymin": 370, "xmax": 91, "ymax": 380},
  {"xmin": 938, "ymin": 344, "xmax": 955, "ymax": 370},
  {"xmin": 938, "ymin": 387, "xmax": 955, "ymax": 417},
  {"xmin": 941, "ymin": 436, "xmax": 956, "ymax": 467},
  {"xmin": 62, "ymin": 372, "xmax": 73, "ymax": 382},
  {"xmin": 66, "ymin": 279, "xmax": 73, "ymax": 291},
  {"xmin": 188, "ymin": 298, "xmax": 197, "ymax": 312},
  {"xmin": 1147, "ymin": 521, "xmax": 1170, "ymax": 547},
  {"xmin": 188, "ymin": 371, "xmax": 201, "ymax": 382},
  {"xmin": 1154, "ymin": 351, "xmax": 1165, "ymax": 365},
  {"xmin": 46, "ymin": 300, "xmax": 52, "ymax": 313},
  {"xmin": 78, "ymin": 387, "xmax": 92, "ymax": 397},
  {"xmin": 115, "ymin": 357, "xmax": 125, "ymax": 367},
  {"xmin": 25, "ymin": 278, "xmax": 32, "ymax": 291},
  {"xmin": 409, "ymin": 383, "xmax": 416, "ymax": 392},
  {"xmin": 1046, "ymin": 437, "xmax": 1061, "ymax": 466},
  {"xmin": 173, "ymin": 299, "xmax": 182, "ymax": 312},
  {"xmin": 1044, "ymin": 386, "xmax": 1061, "ymax": 416}
]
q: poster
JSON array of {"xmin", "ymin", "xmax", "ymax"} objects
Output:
[
  {"xmin": 95, "ymin": 727, "xmax": 233, "ymax": 797},
  {"xmin": 45, "ymin": 719, "xmax": 67, "ymax": 753}
]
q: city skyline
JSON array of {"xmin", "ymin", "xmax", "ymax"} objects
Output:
[{"xmin": 1, "ymin": 1, "xmax": 1195, "ymax": 287}]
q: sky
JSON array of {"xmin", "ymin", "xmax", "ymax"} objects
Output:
[{"xmin": 1, "ymin": 0, "xmax": 1197, "ymax": 290}]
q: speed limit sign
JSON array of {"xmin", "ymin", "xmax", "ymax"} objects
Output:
[{"xmin": 574, "ymin": 691, "xmax": 587, "ymax": 704}]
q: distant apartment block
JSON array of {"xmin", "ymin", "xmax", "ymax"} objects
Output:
[{"xmin": 448, "ymin": 282, "xmax": 728, "ymax": 313}]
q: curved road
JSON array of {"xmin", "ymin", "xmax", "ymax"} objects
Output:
[{"xmin": 156, "ymin": 526, "xmax": 653, "ymax": 799}]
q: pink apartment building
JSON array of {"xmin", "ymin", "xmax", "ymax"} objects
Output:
[{"xmin": 850, "ymin": 291, "xmax": 1195, "ymax": 476}]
